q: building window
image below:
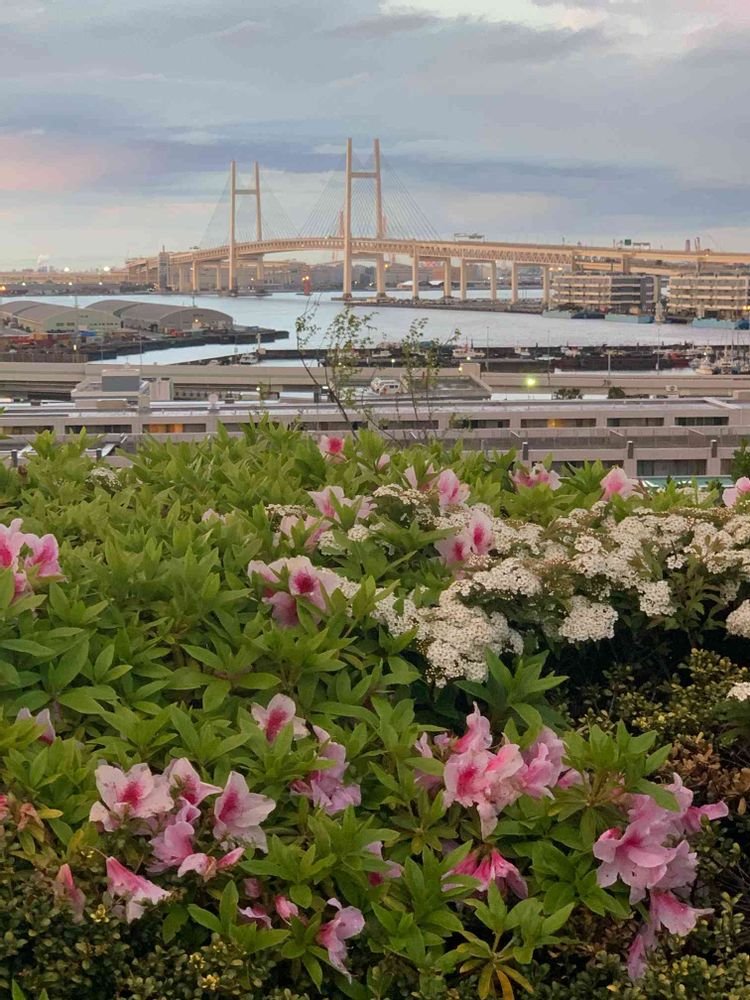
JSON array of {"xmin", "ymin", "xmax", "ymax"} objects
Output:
[
  {"xmin": 607, "ymin": 417, "xmax": 664, "ymax": 427},
  {"xmin": 674, "ymin": 416, "xmax": 729, "ymax": 426},
  {"xmin": 637, "ymin": 459, "xmax": 707, "ymax": 476},
  {"xmin": 521, "ymin": 418, "xmax": 597, "ymax": 428}
]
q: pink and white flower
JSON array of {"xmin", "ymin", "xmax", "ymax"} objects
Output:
[
  {"xmin": 23, "ymin": 532, "xmax": 63, "ymax": 579},
  {"xmin": 319, "ymin": 435, "xmax": 346, "ymax": 460},
  {"xmin": 212, "ymin": 771, "xmax": 275, "ymax": 849},
  {"xmin": 308, "ymin": 486, "xmax": 372, "ymax": 523},
  {"xmin": 512, "ymin": 464, "xmax": 561, "ymax": 490},
  {"xmin": 16, "ymin": 706, "xmax": 55, "ymax": 745},
  {"xmin": 443, "ymin": 741, "xmax": 525, "ymax": 838},
  {"xmin": 291, "ymin": 726, "xmax": 361, "ymax": 815},
  {"xmin": 164, "ymin": 758, "xmax": 221, "ymax": 806},
  {"xmin": 317, "ymin": 898, "xmax": 365, "ymax": 980},
  {"xmin": 365, "ymin": 841, "xmax": 403, "ymax": 886},
  {"xmin": 90, "ymin": 763, "xmax": 173, "ymax": 831},
  {"xmin": 436, "ymin": 510, "xmax": 494, "ymax": 567},
  {"xmin": 106, "ymin": 857, "xmax": 170, "ymax": 922},
  {"xmin": 251, "ymin": 694, "xmax": 307, "ymax": 743},
  {"xmin": 649, "ymin": 891, "xmax": 712, "ymax": 936},
  {"xmin": 274, "ymin": 895, "xmax": 300, "ymax": 922},
  {"xmin": 516, "ymin": 727, "xmax": 567, "ymax": 799},
  {"xmin": 238, "ymin": 903, "xmax": 272, "ymax": 928},
  {"xmin": 472, "ymin": 849, "xmax": 528, "ymax": 899},
  {"xmin": 149, "ymin": 803, "xmax": 197, "ymax": 872},
  {"xmin": 177, "ymin": 846, "xmax": 245, "ymax": 881},
  {"xmin": 723, "ymin": 476, "xmax": 750, "ymax": 507},
  {"xmin": 436, "ymin": 469, "xmax": 470, "ymax": 508},
  {"xmin": 54, "ymin": 863, "xmax": 86, "ymax": 922},
  {"xmin": 601, "ymin": 466, "xmax": 637, "ymax": 500}
]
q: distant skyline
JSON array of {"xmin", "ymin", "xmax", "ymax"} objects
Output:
[{"xmin": 1, "ymin": 0, "xmax": 749, "ymax": 267}]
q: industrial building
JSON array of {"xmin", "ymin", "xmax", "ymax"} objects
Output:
[
  {"xmin": 667, "ymin": 275, "xmax": 750, "ymax": 320},
  {"xmin": 0, "ymin": 300, "xmax": 121, "ymax": 335},
  {"xmin": 550, "ymin": 274, "xmax": 657, "ymax": 314},
  {"xmin": 88, "ymin": 300, "xmax": 233, "ymax": 332},
  {"xmin": 0, "ymin": 379, "xmax": 749, "ymax": 480}
]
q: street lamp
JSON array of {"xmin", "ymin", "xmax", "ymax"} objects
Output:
[{"xmin": 525, "ymin": 375, "xmax": 537, "ymax": 400}]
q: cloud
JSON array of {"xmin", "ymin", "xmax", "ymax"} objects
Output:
[{"xmin": 1, "ymin": 0, "xmax": 749, "ymax": 263}]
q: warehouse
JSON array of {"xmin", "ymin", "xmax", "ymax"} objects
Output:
[
  {"xmin": 0, "ymin": 300, "xmax": 121, "ymax": 335},
  {"xmin": 89, "ymin": 300, "xmax": 232, "ymax": 332}
]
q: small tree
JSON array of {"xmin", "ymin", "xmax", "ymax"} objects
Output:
[
  {"xmin": 607, "ymin": 386, "xmax": 627, "ymax": 399},
  {"xmin": 730, "ymin": 438, "xmax": 750, "ymax": 480},
  {"xmin": 553, "ymin": 387, "xmax": 582, "ymax": 400}
]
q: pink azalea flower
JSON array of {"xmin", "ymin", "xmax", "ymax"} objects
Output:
[
  {"xmin": 90, "ymin": 763, "xmax": 173, "ymax": 831},
  {"xmin": 276, "ymin": 514, "xmax": 327, "ymax": 550},
  {"xmin": 23, "ymin": 532, "xmax": 63, "ymax": 579},
  {"xmin": 443, "ymin": 742, "xmax": 525, "ymax": 838},
  {"xmin": 404, "ymin": 464, "xmax": 435, "ymax": 491},
  {"xmin": 267, "ymin": 590, "xmax": 301, "ymax": 627},
  {"xmin": 593, "ymin": 825, "xmax": 678, "ymax": 903},
  {"xmin": 452, "ymin": 704, "xmax": 493, "ymax": 755},
  {"xmin": 247, "ymin": 559, "xmax": 279, "ymax": 587},
  {"xmin": 286, "ymin": 556, "xmax": 341, "ymax": 612},
  {"xmin": 723, "ymin": 476, "xmax": 750, "ymax": 507},
  {"xmin": 238, "ymin": 903, "xmax": 272, "ymax": 928},
  {"xmin": 682, "ymin": 800, "xmax": 729, "ymax": 834},
  {"xmin": 16, "ymin": 706, "xmax": 55, "ymax": 745},
  {"xmin": 212, "ymin": 771, "xmax": 275, "ymax": 848},
  {"xmin": 413, "ymin": 733, "xmax": 443, "ymax": 792},
  {"xmin": 319, "ymin": 435, "xmax": 346, "ymax": 460},
  {"xmin": 365, "ymin": 841, "xmax": 403, "ymax": 886},
  {"xmin": 601, "ymin": 466, "xmax": 637, "ymax": 500},
  {"xmin": 627, "ymin": 920, "xmax": 657, "ymax": 979},
  {"xmin": 467, "ymin": 510, "xmax": 494, "ymax": 555},
  {"xmin": 177, "ymin": 846, "xmax": 245, "ymax": 881},
  {"xmin": 435, "ymin": 531, "xmax": 473, "ymax": 566},
  {"xmin": 649, "ymin": 891, "xmax": 712, "ymax": 936},
  {"xmin": 251, "ymin": 694, "xmax": 307, "ymax": 743},
  {"xmin": 244, "ymin": 877, "xmax": 263, "ymax": 898},
  {"xmin": 17, "ymin": 802, "xmax": 42, "ymax": 830},
  {"xmin": 274, "ymin": 895, "xmax": 300, "ymax": 922},
  {"xmin": 517, "ymin": 727, "xmax": 567, "ymax": 799},
  {"xmin": 149, "ymin": 803, "xmax": 197, "ymax": 872},
  {"xmin": 0, "ymin": 519, "xmax": 25, "ymax": 570},
  {"xmin": 54, "ymin": 863, "xmax": 86, "ymax": 923},
  {"xmin": 512, "ymin": 464, "xmax": 561, "ymax": 490},
  {"xmin": 0, "ymin": 795, "xmax": 8, "ymax": 822},
  {"xmin": 436, "ymin": 510, "xmax": 494, "ymax": 567},
  {"xmin": 436, "ymin": 469, "xmax": 470, "ymax": 508},
  {"xmin": 106, "ymin": 857, "xmax": 170, "ymax": 922},
  {"xmin": 473, "ymin": 849, "xmax": 528, "ymax": 899},
  {"xmin": 376, "ymin": 454, "xmax": 390, "ymax": 470},
  {"xmin": 291, "ymin": 726, "xmax": 361, "ymax": 815},
  {"xmin": 308, "ymin": 486, "xmax": 372, "ymax": 523},
  {"xmin": 317, "ymin": 898, "xmax": 365, "ymax": 980},
  {"xmin": 164, "ymin": 758, "xmax": 221, "ymax": 806}
]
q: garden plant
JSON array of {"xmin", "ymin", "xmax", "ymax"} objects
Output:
[{"xmin": 0, "ymin": 425, "xmax": 748, "ymax": 999}]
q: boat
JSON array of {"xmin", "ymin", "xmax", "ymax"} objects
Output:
[
  {"xmin": 604, "ymin": 313, "xmax": 655, "ymax": 325},
  {"xmin": 238, "ymin": 351, "xmax": 259, "ymax": 365}
]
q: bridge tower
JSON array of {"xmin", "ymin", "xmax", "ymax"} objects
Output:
[
  {"xmin": 342, "ymin": 137, "xmax": 386, "ymax": 300},
  {"xmin": 227, "ymin": 160, "xmax": 264, "ymax": 293}
]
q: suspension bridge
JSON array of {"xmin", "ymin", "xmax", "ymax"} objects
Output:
[{"xmin": 124, "ymin": 138, "xmax": 750, "ymax": 302}]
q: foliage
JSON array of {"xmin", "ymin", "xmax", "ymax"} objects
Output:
[{"xmin": 0, "ymin": 425, "xmax": 745, "ymax": 996}]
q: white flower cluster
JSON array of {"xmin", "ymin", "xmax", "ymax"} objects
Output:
[
  {"xmin": 558, "ymin": 596, "xmax": 618, "ymax": 643},
  {"xmin": 637, "ymin": 580, "xmax": 675, "ymax": 617},
  {"xmin": 727, "ymin": 681, "xmax": 750, "ymax": 702},
  {"xmin": 726, "ymin": 599, "xmax": 750, "ymax": 639}
]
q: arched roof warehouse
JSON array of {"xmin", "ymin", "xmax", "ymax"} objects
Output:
[{"xmin": 89, "ymin": 300, "xmax": 233, "ymax": 331}]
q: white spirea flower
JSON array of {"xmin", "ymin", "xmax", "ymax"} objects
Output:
[{"xmin": 726, "ymin": 600, "xmax": 750, "ymax": 639}]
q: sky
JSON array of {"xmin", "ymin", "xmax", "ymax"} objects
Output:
[{"xmin": 1, "ymin": 0, "xmax": 749, "ymax": 267}]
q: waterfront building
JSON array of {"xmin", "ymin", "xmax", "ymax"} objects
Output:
[
  {"xmin": 550, "ymin": 274, "xmax": 656, "ymax": 313},
  {"xmin": 88, "ymin": 300, "xmax": 233, "ymax": 332},
  {"xmin": 668, "ymin": 275, "xmax": 750, "ymax": 320},
  {"xmin": 0, "ymin": 300, "xmax": 121, "ymax": 336}
]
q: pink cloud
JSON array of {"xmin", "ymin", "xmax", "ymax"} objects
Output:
[{"xmin": 0, "ymin": 135, "xmax": 132, "ymax": 193}]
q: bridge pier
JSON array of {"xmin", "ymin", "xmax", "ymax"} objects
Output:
[
  {"xmin": 412, "ymin": 245, "xmax": 419, "ymax": 301},
  {"xmin": 191, "ymin": 259, "xmax": 200, "ymax": 294},
  {"xmin": 511, "ymin": 262, "xmax": 519, "ymax": 305},
  {"xmin": 459, "ymin": 259, "xmax": 467, "ymax": 301},
  {"xmin": 443, "ymin": 259, "xmax": 453, "ymax": 299},
  {"xmin": 375, "ymin": 255, "xmax": 386, "ymax": 299},
  {"xmin": 542, "ymin": 267, "xmax": 550, "ymax": 307},
  {"xmin": 490, "ymin": 261, "xmax": 497, "ymax": 302}
]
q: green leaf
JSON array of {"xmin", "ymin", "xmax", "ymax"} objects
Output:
[
  {"xmin": 187, "ymin": 904, "xmax": 222, "ymax": 934},
  {"xmin": 219, "ymin": 879, "xmax": 239, "ymax": 933}
]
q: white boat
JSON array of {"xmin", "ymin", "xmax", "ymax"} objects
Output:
[{"xmin": 238, "ymin": 351, "xmax": 259, "ymax": 365}]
